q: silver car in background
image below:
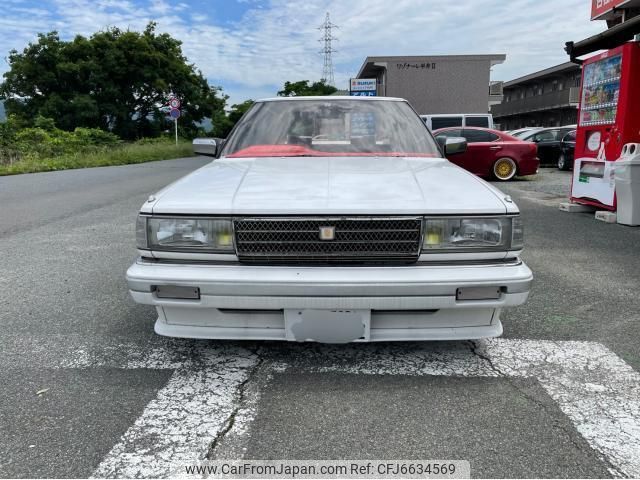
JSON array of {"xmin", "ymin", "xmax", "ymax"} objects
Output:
[
  {"xmin": 508, "ymin": 127, "xmax": 544, "ymax": 138},
  {"xmin": 127, "ymin": 97, "xmax": 532, "ymax": 343}
]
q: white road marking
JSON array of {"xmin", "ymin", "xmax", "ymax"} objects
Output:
[
  {"xmin": 88, "ymin": 344, "xmax": 260, "ymax": 478},
  {"xmin": 48, "ymin": 338, "xmax": 640, "ymax": 478},
  {"xmin": 484, "ymin": 340, "xmax": 640, "ymax": 479}
]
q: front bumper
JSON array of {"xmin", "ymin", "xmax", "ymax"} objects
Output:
[{"xmin": 126, "ymin": 259, "xmax": 533, "ymax": 342}]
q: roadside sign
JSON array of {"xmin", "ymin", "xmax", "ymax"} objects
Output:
[
  {"xmin": 169, "ymin": 108, "xmax": 181, "ymax": 119},
  {"xmin": 349, "ymin": 78, "xmax": 377, "ymax": 97},
  {"xmin": 350, "ymin": 78, "xmax": 376, "ymax": 91},
  {"xmin": 169, "ymin": 98, "xmax": 181, "ymax": 109}
]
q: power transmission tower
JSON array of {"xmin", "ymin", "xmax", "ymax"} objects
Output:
[{"xmin": 318, "ymin": 12, "xmax": 338, "ymax": 86}]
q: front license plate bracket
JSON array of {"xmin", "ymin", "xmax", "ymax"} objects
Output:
[{"xmin": 284, "ymin": 309, "xmax": 370, "ymax": 343}]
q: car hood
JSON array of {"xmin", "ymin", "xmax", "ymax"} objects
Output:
[{"xmin": 148, "ymin": 156, "xmax": 513, "ymax": 215}]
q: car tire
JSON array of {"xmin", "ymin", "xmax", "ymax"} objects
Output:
[
  {"xmin": 557, "ymin": 153, "xmax": 571, "ymax": 171},
  {"xmin": 493, "ymin": 157, "xmax": 517, "ymax": 181}
]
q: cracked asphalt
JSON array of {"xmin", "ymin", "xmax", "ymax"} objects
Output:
[{"xmin": 1, "ymin": 161, "xmax": 639, "ymax": 478}]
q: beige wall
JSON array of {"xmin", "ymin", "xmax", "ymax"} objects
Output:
[{"xmin": 360, "ymin": 55, "xmax": 503, "ymax": 115}]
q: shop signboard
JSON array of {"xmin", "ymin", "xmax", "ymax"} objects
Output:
[
  {"xmin": 591, "ymin": 0, "xmax": 633, "ymax": 20},
  {"xmin": 350, "ymin": 78, "xmax": 377, "ymax": 96}
]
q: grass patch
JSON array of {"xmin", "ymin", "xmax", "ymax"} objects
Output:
[{"xmin": 0, "ymin": 141, "xmax": 195, "ymax": 175}]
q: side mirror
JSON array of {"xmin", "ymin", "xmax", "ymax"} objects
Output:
[
  {"xmin": 193, "ymin": 138, "xmax": 218, "ymax": 157},
  {"xmin": 436, "ymin": 136, "xmax": 447, "ymax": 152},
  {"xmin": 444, "ymin": 137, "xmax": 467, "ymax": 156}
]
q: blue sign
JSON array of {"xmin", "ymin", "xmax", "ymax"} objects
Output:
[
  {"xmin": 169, "ymin": 108, "xmax": 181, "ymax": 119},
  {"xmin": 350, "ymin": 91, "xmax": 376, "ymax": 97}
]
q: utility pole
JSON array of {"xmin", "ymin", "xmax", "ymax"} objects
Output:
[{"xmin": 318, "ymin": 12, "xmax": 338, "ymax": 86}]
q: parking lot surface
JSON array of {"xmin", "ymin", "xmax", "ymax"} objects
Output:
[{"xmin": 1, "ymin": 162, "xmax": 639, "ymax": 478}]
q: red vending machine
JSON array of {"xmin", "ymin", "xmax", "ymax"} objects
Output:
[{"xmin": 572, "ymin": 41, "xmax": 640, "ymax": 210}]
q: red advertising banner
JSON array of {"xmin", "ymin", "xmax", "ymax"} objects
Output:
[{"xmin": 591, "ymin": 0, "xmax": 630, "ymax": 20}]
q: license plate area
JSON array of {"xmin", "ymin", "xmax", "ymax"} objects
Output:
[
  {"xmin": 284, "ymin": 309, "xmax": 370, "ymax": 343},
  {"xmin": 456, "ymin": 286, "xmax": 502, "ymax": 301}
]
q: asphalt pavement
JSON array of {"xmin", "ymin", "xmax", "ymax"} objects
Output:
[
  {"xmin": 498, "ymin": 171, "xmax": 640, "ymax": 367},
  {"xmin": 1, "ymin": 161, "xmax": 639, "ymax": 478}
]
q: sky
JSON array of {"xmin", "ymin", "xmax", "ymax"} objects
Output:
[{"xmin": 0, "ymin": 0, "xmax": 605, "ymax": 106}]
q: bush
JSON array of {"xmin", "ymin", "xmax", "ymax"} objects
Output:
[
  {"xmin": 0, "ymin": 116, "xmax": 20, "ymax": 148},
  {"xmin": 0, "ymin": 115, "xmax": 192, "ymax": 173},
  {"xmin": 72, "ymin": 127, "xmax": 120, "ymax": 147},
  {"xmin": 0, "ymin": 141, "xmax": 194, "ymax": 175},
  {"xmin": 14, "ymin": 127, "xmax": 67, "ymax": 158},
  {"xmin": 3, "ymin": 121, "xmax": 119, "ymax": 162}
]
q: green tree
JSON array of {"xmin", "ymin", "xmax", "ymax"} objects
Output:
[
  {"xmin": 277, "ymin": 80, "xmax": 337, "ymax": 97},
  {"xmin": 0, "ymin": 23, "xmax": 227, "ymax": 140},
  {"xmin": 228, "ymin": 99, "xmax": 254, "ymax": 125},
  {"xmin": 202, "ymin": 99, "xmax": 254, "ymax": 139}
]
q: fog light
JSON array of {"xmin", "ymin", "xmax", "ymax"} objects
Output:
[
  {"xmin": 217, "ymin": 232, "xmax": 233, "ymax": 247},
  {"xmin": 154, "ymin": 285, "xmax": 200, "ymax": 300}
]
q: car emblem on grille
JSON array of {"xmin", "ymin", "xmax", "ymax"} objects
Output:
[{"xmin": 319, "ymin": 226, "xmax": 336, "ymax": 241}]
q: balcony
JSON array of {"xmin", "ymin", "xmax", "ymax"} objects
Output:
[
  {"xmin": 489, "ymin": 81, "xmax": 504, "ymax": 96},
  {"xmin": 491, "ymin": 87, "xmax": 580, "ymax": 118}
]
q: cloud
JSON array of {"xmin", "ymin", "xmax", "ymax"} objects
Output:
[
  {"xmin": 149, "ymin": 0, "xmax": 174, "ymax": 15},
  {"xmin": 0, "ymin": 0, "xmax": 606, "ymax": 105}
]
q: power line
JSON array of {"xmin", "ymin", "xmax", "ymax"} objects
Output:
[{"xmin": 318, "ymin": 12, "xmax": 338, "ymax": 86}]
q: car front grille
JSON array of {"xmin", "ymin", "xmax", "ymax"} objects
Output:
[{"xmin": 234, "ymin": 217, "xmax": 423, "ymax": 264}]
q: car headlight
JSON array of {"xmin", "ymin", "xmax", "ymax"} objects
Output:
[
  {"xmin": 422, "ymin": 216, "xmax": 523, "ymax": 251},
  {"xmin": 136, "ymin": 215, "xmax": 234, "ymax": 252}
]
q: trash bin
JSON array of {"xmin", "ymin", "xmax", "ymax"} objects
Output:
[{"xmin": 614, "ymin": 143, "xmax": 640, "ymax": 226}]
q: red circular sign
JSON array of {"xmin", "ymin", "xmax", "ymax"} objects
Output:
[{"xmin": 169, "ymin": 98, "xmax": 181, "ymax": 109}]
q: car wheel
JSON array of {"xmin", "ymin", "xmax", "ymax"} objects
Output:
[
  {"xmin": 493, "ymin": 158, "xmax": 517, "ymax": 181},
  {"xmin": 557, "ymin": 153, "xmax": 570, "ymax": 171}
]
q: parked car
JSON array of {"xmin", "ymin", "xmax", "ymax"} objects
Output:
[
  {"xmin": 432, "ymin": 126, "xmax": 539, "ymax": 181},
  {"xmin": 127, "ymin": 96, "xmax": 532, "ymax": 343},
  {"xmin": 519, "ymin": 127, "xmax": 576, "ymax": 166},
  {"xmin": 509, "ymin": 127, "xmax": 543, "ymax": 138},
  {"xmin": 420, "ymin": 113, "xmax": 494, "ymax": 130},
  {"xmin": 557, "ymin": 130, "xmax": 576, "ymax": 171}
]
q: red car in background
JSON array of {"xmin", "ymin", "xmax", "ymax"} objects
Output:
[{"xmin": 432, "ymin": 127, "xmax": 539, "ymax": 181}]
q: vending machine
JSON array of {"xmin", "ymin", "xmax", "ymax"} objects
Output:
[{"xmin": 572, "ymin": 41, "xmax": 640, "ymax": 210}]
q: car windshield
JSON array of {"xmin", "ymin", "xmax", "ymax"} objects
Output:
[{"xmin": 222, "ymin": 99, "xmax": 440, "ymax": 158}]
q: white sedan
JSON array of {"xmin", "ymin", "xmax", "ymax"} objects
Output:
[{"xmin": 127, "ymin": 96, "xmax": 532, "ymax": 343}]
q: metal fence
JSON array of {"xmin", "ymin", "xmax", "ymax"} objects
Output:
[{"xmin": 492, "ymin": 87, "xmax": 580, "ymax": 117}]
